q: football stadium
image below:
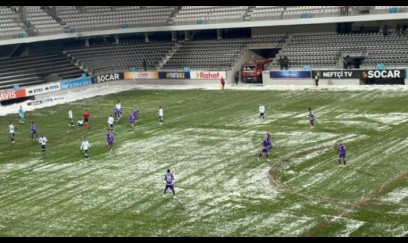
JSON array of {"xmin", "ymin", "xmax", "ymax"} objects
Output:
[{"xmin": 1, "ymin": 6, "xmax": 408, "ymax": 236}]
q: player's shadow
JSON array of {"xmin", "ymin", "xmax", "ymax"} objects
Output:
[
  {"xmin": 355, "ymin": 169, "xmax": 375, "ymax": 178},
  {"xmin": 173, "ymin": 198, "xmax": 185, "ymax": 211}
]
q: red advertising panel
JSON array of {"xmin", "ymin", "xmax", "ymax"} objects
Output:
[{"xmin": 0, "ymin": 89, "xmax": 26, "ymax": 102}]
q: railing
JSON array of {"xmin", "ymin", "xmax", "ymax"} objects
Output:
[
  {"xmin": 268, "ymin": 63, "xmax": 408, "ymax": 71},
  {"xmin": 251, "ymin": 6, "xmax": 408, "ymax": 21},
  {"xmin": 173, "ymin": 17, "xmax": 245, "ymax": 26},
  {"xmin": 173, "ymin": 6, "xmax": 408, "ymax": 25},
  {"xmin": 360, "ymin": 63, "xmax": 408, "ymax": 70}
]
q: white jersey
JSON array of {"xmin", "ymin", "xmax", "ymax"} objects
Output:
[
  {"xmin": 9, "ymin": 124, "xmax": 15, "ymax": 134},
  {"xmin": 107, "ymin": 116, "xmax": 114, "ymax": 125},
  {"xmin": 78, "ymin": 120, "xmax": 83, "ymax": 125},
  {"xmin": 68, "ymin": 110, "xmax": 73, "ymax": 119},
  {"xmin": 259, "ymin": 105, "xmax": 265, "ymax": 113},
  {"xmin": 116, "ymin": 103, "xmax": 121, "ymax": 111},
  {"xmin": 39, "ymin": 137, "xmax": 47, "ymax": 145},
  {"xmin": 80, "ymin": 141, "xmax": 91, "ymax": 150},
  {"xmin": 159, "ymin": 108, "xmax": 163, "ymax": 117}
]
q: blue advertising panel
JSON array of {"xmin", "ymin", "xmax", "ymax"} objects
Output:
[
  {"xmin": 158, "ymin": 72, "xmax": 190, "ymax": 79},
  {"xmin": 60, "ymin": 77, "xmax": 92, "ymax": 90},
  {"xmin": 270, "ymin": 70, "xmax": 311, "ymax": 79}
]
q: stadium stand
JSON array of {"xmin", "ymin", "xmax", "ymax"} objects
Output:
[
  {"xmin": 162, "ymin": 38, "xmax": 246, "ymax": 70},
  {"xmin": 173, "ymin": 6, "xmax": 247, "ymax": 25},
  {"xmin": 0, "ymin": 6, "xmax": 26, "ymax": 40},
  {"xmin": 373, "ymin": 6, "xmax": 408, "ymax": 14},
  {"xmin": 271, "ymin": 32, "xmax": 408, "ymax": 69},
  {"xmin": 63, "ymin": 30, "xmax": 408, "ymax": 72},
  {"xmin": 23, "ymin": 6, "xmax": 65, "ymax": 35},
  {"xmin": 57, "ymin": 6, "xmax": 175, "ymax": 31},
  {"xmin": 63, "ymin": 39, "xmax": 177, "ymax": 74},
  {"xmin": 0, "ymin": 52, "xmax": 83, "ymax": 90}
]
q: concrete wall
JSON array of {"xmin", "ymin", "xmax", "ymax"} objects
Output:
[{"xmin": 252, "ymin": 23, "xmax": 337, "ymax": 35}]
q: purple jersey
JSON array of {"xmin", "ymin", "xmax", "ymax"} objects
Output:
[
  {"xmin": 266, "ymin": 136, "xmax": 271, "ymax": 145},
  {"xmin": 262, "ymin": 138, "xmax": 271, "ymax": 149},
  {"xmin": 261, "ymin": 137, "xmax": 271, "ymax": 153},
  {"xmin": 309, "ymin": 111, "xmax": 315, "ymax": 121},
  {"xmin": 107, "ymin": 132, "xmax": 114, "ymax": 144},
  {"xmin": 114, "ymin": 107, "xmax": 120, "ymax": 119},
  {"xmin": 164, "ymin": 172, "xmax": 174, "ymax": 185},
  {"xmin": 338, "ymin": 143, "xmax": 346, "ymax": 155},
  {"xmin": 31, "ymin": 124, "xmax": 37, "ymax": 133},
  {"xmin": 266, "ymin": 136, "xmax": 273, "ymax": 149},
  {"xmin": 128, "ymin": 113, "xmax": 135, "ymax": 123}
]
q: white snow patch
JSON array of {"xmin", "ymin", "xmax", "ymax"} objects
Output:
[
  {"xmin": 301, "ymin": 172, "xmax": 327, "ymax": 188},
  {"xmin": 382, "ymin": 139, "xmax": 408, "ymax": 155},
  {"xmin": 332, "ymin": 217, "xmax": 365, "ymax": 237},
  {"xmin": 380, "ymin": 188, "xmax": 408, "ymax": 204},
  {"xmin": 389, "ymin": 207, "xmax": 408, "ymax": 216},
  {"xmin": 337, "ymin": 113, "xmax": 408, "ymax": 125},
  {"xmin": 290, "ymin": 133, "xmax": 364, "ymax": 166},
  {"xmin": 274, "ymin": 131, "xmax": 338, "ymax": 147},
  {"xmin": 0, "ymin": 82, "xmax": 140, "ymax": 116},
  {"xmin": 324, "ymin": 120, "xmax": 390, "ymax": 132},
  {"xmin": 249, "ymin": 212, "xmax": 314, "ymax": 236},
  {"xmin": 0, "ymin": 159, "xmax": 41, "ymax": 172},
  {"xmin": 3, "ymin": 83, "xmax": 408, "ymax": 118},
  {"xmin": 365, "ymin": 113, "xmax": 408, "ymax": 125},
  {"xmin": 32, "ymin": 163, "xmax": 74, "ymax": 172},
  {"xmin": 227, "ymin": 112, "xmax": 298, "ymax": 127}
]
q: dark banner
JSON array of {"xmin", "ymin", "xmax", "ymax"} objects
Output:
[
  {"xmin": 93, "ymin": 73, "xmax": 124, "ymax": 83},
  {"xmin": 269, "ymin": 70, "xmax": 311, "ymax": 79},
  {"xmin": 312, "ymin": 70, "xmax": 360, "ymax": 79},
  {"xmin": 158, "ymin": 72, "xmax": 190, "ymax": 79},
  {"xmin": 27, "ymin": 97, "xmax": 64, "ymax": 106},
  {"xmin": 361, "ymin": 70, "xmax": 406, "ymax": 79}
]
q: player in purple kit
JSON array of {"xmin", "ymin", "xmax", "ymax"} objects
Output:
[
  {"xmin": 116, "ymin": 100, "xmax": 122, "ymax": 118},
  {"xmin": 308, "ymin": 107, "xmax": 315, "ymax": 129},
  {"xmin": 128, "ymin": 111, "xmax": 136, "ymax": 128},
  {"xmin": 163, "ymin": 169, "xmax": 176, "ymax": 198},
  {"xmin": 257, "ymin": 134, "xmax": 271, "ymax": 161},
  {"xmin": 106, "ymin": 128, "xmax": 114, "ymax": 151},
  {"xmin": 31, "ymin": 121, "xmax": 39, "ymax": 141},
  {"xmin": 338, "ymin": 141, "xmax": 347, "ymax": 167},
  {"xmin": 266, "ymin": 131, "xmax": 273, "ymax": 152},
  {"xmin": 113, "ymin": 107, "xmax": 120, "ymax": 122}
]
